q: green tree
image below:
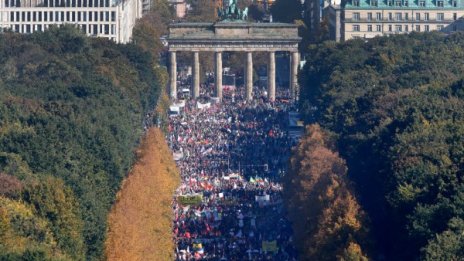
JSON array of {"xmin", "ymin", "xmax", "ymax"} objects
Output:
[
  {"xmin": 422, "ymin": 218, "xmax": 464, "ymax": 261},
  {"xmin": 270, "ymin": 0, "xmax": 302, "ymax": 23},
  {"xmin": 132, "ymin": 0, "xmax": 174, "ymax": 61},
  {"xmin": 298, "ymin": 32, "xmax": 464, "ymax": 260},
  {"xmin": 23, "ymin": 176, "xmax": 85, "ymax": 260},
  {"xmin": 0, "ymin": 26, "xmax": 163, "ymax": 260}
]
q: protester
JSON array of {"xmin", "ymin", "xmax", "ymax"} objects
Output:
[{"xmin": 169, "ymin": 81, "xmax": 298, "ymax": 261}]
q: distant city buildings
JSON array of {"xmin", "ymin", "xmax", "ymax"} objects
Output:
[
  {"xmin": 168, "ymin": 0, "xmax": 186, "ymax": 18},
  {"xmin": 0, "ymin": 0, "xmax": 141, "ymax": 43},
  {"xmin": 142, "ymin": 0, "xmax": 150, "ymax": 14},
  {"xmin": 305, "ymin": 0, "xmax": 322, "ymax": 40},
  {"xmin": 324, "ymin": 0, "xmax": 464, "ymax": 41}
]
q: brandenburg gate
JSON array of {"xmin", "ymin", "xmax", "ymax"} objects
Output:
[{"xmin": 167, "ymin": 4, "xmax": 301, "ymax": 102}]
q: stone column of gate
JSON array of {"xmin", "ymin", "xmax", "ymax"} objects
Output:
[
  {"xmin": 169, "ymin": 51, "xmax": 177, "ymax": 100},
  {"xmin": 268, "ymin": 51, "xmax": 276, "ymax": 102},
  {"xmin": 215, "ymin": 51, "xmax": 223, "ymax": 101},
  {"xmin": 193, "ymin": 51, "xmax": 200, "ymax": 98},
  {"xmin": 291, "ymin": 51, "xmax": 300, "ymax": 100},
  {"xmin": 289, "ymin": 53, "xmax": 293, "ymax": 96},
  {"xmin": 246, "ymin": 52, "xmax": 253, "ymax": 101}
]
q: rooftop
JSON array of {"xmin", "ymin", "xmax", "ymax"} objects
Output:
[
  {"xmin": 345, "ymin": 0, "xmax": 464, "ymax": 9},
  {"xmin": 168, "ymin": 21, "xmax": 300, "ymax": 42},
  {"xmin": 169, "ymin": 21, "xmax": 299, "ymax": 28}
]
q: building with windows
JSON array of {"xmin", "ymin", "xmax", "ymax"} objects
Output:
[
  {"xmin": 0, "ymin": 0, "xmax": 141, "ymax": 43},
  {"xmin": 168, "ymin": 0, "xmax": 186, "ymax": 18},
  {"xmin": 142, "ymin": 0, "xmax": 150, "ymax": 14},
  {"xmin": 325, "ymin": 0, "xmax": 464, "ymax": 41},
  {"xmin": 305, "ymin": 0, "xmax": 323, "ymax": 39},
  {"xmin": 325, "ymin": 0, "xmax": 343, "ymax": 41}
]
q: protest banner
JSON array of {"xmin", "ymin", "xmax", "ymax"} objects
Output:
[
  {"xmin": 255, "ymin": 194, "xmax": 270, "ymax": 203},
  {"xmin": 177, "ymin": 194, "xmax": 203, "ymax": 205},
  {"xmin": 197, "ymin": 101, "xmax": 211, "ymax": 110},
  {"xmin": 262, "ymin": 240, "xmax": 278, "ymax": 253}
]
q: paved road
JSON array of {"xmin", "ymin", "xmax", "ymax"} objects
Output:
[{"xmin": 168, "ymin": 86, "xmax": 298, "ymax": 260}]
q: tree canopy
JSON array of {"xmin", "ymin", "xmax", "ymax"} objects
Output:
[
  {"xmin": 284, "ymin": 124, "xmax": 371, "ymax": 261},
  {"xmin": 0, "ymin": 26, "xmax": 163, "ymax": 260},
  {"xmin": 132, "ymin": 0, "xmax": 174, "ymax": 61},
  {"xmin": 270, "ymin": 0, "xmax": 302, "ymax": 23},
  {"xmin": 299, "ymin": 32, "xmax": 464, "ymax": 260}
]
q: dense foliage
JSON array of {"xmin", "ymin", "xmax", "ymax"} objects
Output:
[
  {"xmin": 132, "ymin": 0, "xmax": 173, "ymax": 62},
  {"xmin": 105, "ymin": 128, "xmax": 179, "ymax": 260},
  {"xmin": 270, "ymin": 0, "xmax": 322, "ymax": 48},
  {"xmin": 299, "ymin": 32, "xmax": 464, "ymax": 260},
  {"xmin": 284, "ymin": 124, "xmax": 371, "ymax": 261},
  {"xmin": 0, "ymin": 26, "xmax": 162, "ymax": 260},
  {"xmin": 270, "ymin": 0, "xmax": 302, "ymax": 23}
]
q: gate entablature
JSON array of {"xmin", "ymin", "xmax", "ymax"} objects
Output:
[{"xmin": 166, "ymin": 21, "xmax": 301, "ymax": 101}]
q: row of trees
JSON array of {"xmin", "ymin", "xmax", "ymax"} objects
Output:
[
  {"xmin": 105, "ymin": 128, "xmax": 180, "ymax": 260},
  {"xmin": 0, "ymin": 25, "xmax": 163, "ymax": 260},
  {"xmin": 284, "ymin": 125, "xmax": 371, "ymax": 260},
  {"xmin": 298, "ymin": 32, "xmax": 464, "ymax": 260},
  {"xmin": 0, "ymin": 173, "xmax": 83, "ymax": 260}
]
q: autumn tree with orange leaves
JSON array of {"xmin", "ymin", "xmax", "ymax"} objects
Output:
[{"xmin": 284, "ymin": 124, "xmax": 371, "ymax": 261}]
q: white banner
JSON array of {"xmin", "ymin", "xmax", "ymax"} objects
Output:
[
  {"xmin": 255, "ymin": 195, "xmax": 270, "ymax": 203},
  {"xmin": 197, "ymin": 102, "xmax": 211, "ymax": 109},
  {"xmin": 173, "ymin": 151, "xmax": 184, "ymax": 161}
]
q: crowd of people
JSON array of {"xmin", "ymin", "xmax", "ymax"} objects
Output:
[{"xmin": 168, "ymin": 83, "xmax": 298, "ymax": 260}]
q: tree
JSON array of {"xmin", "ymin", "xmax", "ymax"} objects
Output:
[
  {"xmin": 23, "ymin": 176, "xmax": 85, "ymax": 260},
  {"xmin": 0, "ymin": 173, "xmax": 23, "ymax": 199},
  {"xmin": 339, "ymin": 242, "xmax": 369, "ymax": 261},
  {"xmin": 0, "ymin": 196, "xmax": 66, "ymax": 260},
  {"xmin": 270, "ymin": 0, "xmax": 302, "ymax": 23},
  {"xmin": 132, "ymin": 0, "xmax": 174, "ymax": 61},
  {"xmin": 0, "ymin": 27, "xmax": 163, "ymax": 260},
  {"xmin": 422, "ymin": 218, "xmax": 464, "ymax": 261},
  {"xmin": 186, "ymin": 0, "xmax": 217, "ymax": 22},
  {"xmin": 284, "ymin": 124, "xmax": 371, "ymax": 260},
  {"xmin": 298, "ymin": 32, "xmax": 464, "ymax": 260}
]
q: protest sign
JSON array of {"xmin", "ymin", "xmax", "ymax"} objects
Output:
[
  {"xmin": 262, "ymin": 240, "xmax": 278, "ymax": 253},
  {"xmin": 177, "ymin": 194, "xmax": 203, "ymax": 205}
]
